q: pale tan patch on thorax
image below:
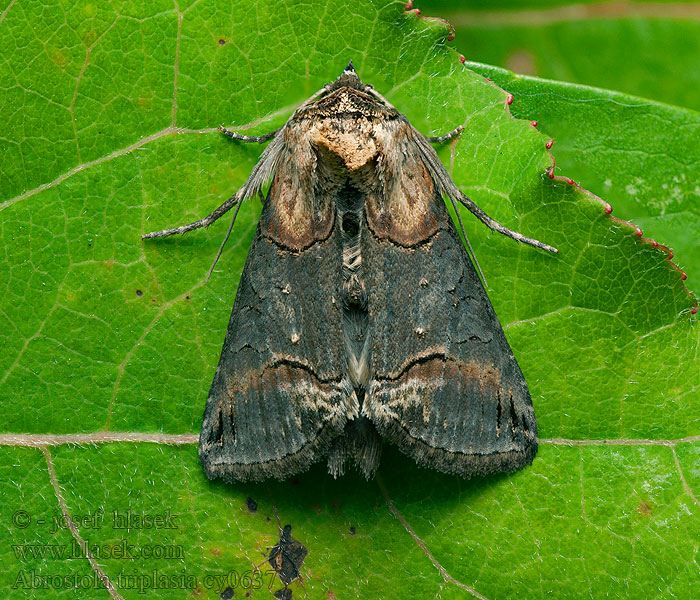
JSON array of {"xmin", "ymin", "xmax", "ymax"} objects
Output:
[{"xmin": 311, "ymin": 117, "xmax": 378, "ymax": 171}]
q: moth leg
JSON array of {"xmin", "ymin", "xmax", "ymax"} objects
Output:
[
  {"xmin": 142, "ymin": 192, "xmax": 240, "ymax": 239},
  {"xmin": 427, "ymin": 125, "xmax": 464, "ymax": 144},
  {"xmin": 218, "ymin": 126, "xmax": 281, "ymax": 143},
  {"xmin": 457, "ymin": 193, "xmax": 559, "ymax": 253}
]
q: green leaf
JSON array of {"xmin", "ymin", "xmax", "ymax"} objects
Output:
[
  {"xmin": 1, "ymin": 1, "xmax": 698, "ymax": 599},
  {"xmin": 420, "ymin": 1, "xmax": 700, "ymax": 111},
  {"xmin": 463, "ymin": 61, "xmax": 700, "ymax": 294}
]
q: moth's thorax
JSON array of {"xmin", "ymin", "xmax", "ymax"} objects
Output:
[
  {"xmin": 312, "ymin": 119, "xmax": 377, "ymax": 171},
  {"xmin": 294, "ymin": 86, "xmax": 398, "ymax": 171}
]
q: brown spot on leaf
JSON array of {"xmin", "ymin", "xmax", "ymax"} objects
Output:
[
  {"xmin": 48, "ymin": 46, "xmax": 68, "ymax": 68},
  {"xmin": 637, "ymin": 500, "xmax": 654, "ymax": 516},
  {"xmin": 268, "ymin": 525, "xmax": 307, "ymax": 588},
  {"xmin": 218, "ymin": 38, "xmax": 226, "ymax": 46}
]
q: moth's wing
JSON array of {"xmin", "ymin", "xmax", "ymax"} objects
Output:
[
  {"xmin": 362, "ymin": 123, "xmax": 537, "ymax": 476},
  {"xmin": 199, "ymin": 143, "xmax": 351, "ymax": 483}
]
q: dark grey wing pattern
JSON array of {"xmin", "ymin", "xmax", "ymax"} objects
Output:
[
  {"xmin": 199, "ymin": 210, "xmax": 351, "ymax": 483},
  {"xmin": 362, "ymin": 197, "xmax": 537, "ymax": 476}
]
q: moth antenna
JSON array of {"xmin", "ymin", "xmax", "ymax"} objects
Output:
[
  {"xmin": 457, "ymin": 192, "xmax": 558, "ymax": 254},
  {"xmin": 142, "ymin": 192, "xmax": 242, "ymax": 239},
  {"xmin": 206, "ymin": 196, "xmax": 245, "ymax": 282},
  {"xmin": 218, "ymin": 126, "xmax": 280, "ymax": 143},
  {"xmin": 450, "ymin": 195, "xmax": 487, "ymax": 288}
]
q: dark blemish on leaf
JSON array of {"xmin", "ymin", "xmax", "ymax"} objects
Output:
[
  {"xmin": 637, "ymin": 500, "xmax": 654, "ymax": 516},
  {"xmin": 186, "ymin": 295, "xmax": 191, "ymax": 301},
  {"xmin": 220, "ymin": 587, "xmax": 234, "ymax": 599},
  {"xmin": 246, "ymin": 497, "xmax": 258, "ymax": 513},
  {"xmin": 151, "ymin": 298, "xmax": 157, "ymax": 303},
  {"xmin": 218, "ymin": 39, "xmax": 226, "ymax": 46},
  {"xmin": 136, "ymin": 289, "xmax": 143, "ymax": 297},
  {"xmin": 327, "ymin": 591, "xmax": 337, "ymax": 599},
  {"xmin": 274, "ymin": 589, "xmax": 292, "ymax": 600},
  {"xmin": 210, "ymin": 546, "xmax": 222, "ymax": 557},
  {"xmin": 268, "ymin": 525, "xmax": 307, "ymax": 586},
  {"xmin": 349, "ymin": 526, "xmax": 356, "ymax": 535},
  {"xmin": 266, "ymin": 516, "xmax": 271, "ymax": 522}
]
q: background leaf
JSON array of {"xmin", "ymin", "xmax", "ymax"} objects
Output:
[
  {"xmin": 1, "ymin": 1, "xmax": 698, "ymax": 599},
  {"xmin": 421, "ymin": 0, "xmax": 700, "ymax": 111}
]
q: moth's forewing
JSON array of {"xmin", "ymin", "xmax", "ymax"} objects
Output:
[
  {"xmin": 198, "ymin": 178, "xmax": 351, "ymax": 482},
  {"xmin": 362, "ymin": 124, "xmax": 537, "ymax": 477}
]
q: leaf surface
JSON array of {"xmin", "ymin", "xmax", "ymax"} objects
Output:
[{"xmin": 1, "ymin": 1, "xmax": 698, "ymax": 598}]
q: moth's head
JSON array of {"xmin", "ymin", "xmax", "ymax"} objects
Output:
[
  {"xmin": 295, "ymin": 61, "xmax": 397, "ymax": 121},
  {"xmin": 325, "ymin": 61, "xmax": 368, "ymax": 93}
]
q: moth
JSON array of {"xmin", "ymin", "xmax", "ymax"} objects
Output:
[{"xmin": 143, "ymin": 62, "xmax": 557, "ymax": 482}]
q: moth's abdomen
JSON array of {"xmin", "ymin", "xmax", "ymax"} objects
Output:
[
  {"xmin": 327, "ymin": 181, "xmax": 381, "ymax": 478},
  {"xmin": 338, "ymin": 183, "xmax": 370, "ymax": 391}
]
